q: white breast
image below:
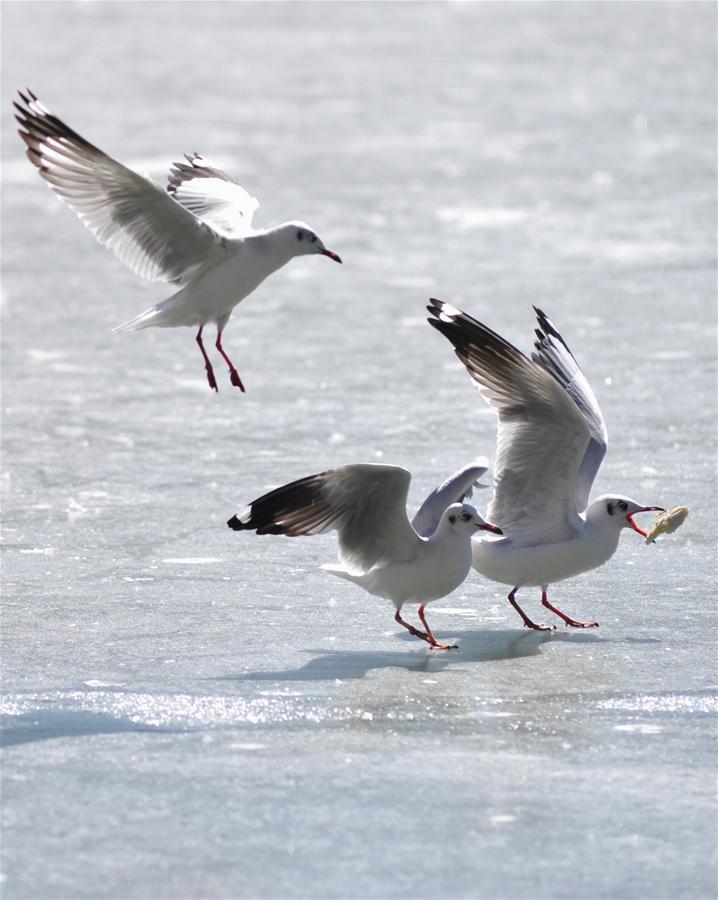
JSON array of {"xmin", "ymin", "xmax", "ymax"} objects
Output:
[
  {"xmin": 471, "ymin": 524, "xmax": 621, "ymax": 588},
  {"xmin": 339, "ymin": 534, "xmax": 473, "ymax": 607}
]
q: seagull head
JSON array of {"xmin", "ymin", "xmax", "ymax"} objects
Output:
[
  {"xmin": 444, "ymin": 502, "xmax": 503, "ymax": 536},
  {"xmin": 280, "ymin": 221, "xmax": 342, "ymax": 263},
  {"xmin": 592, "ymin": 495, "xmax": 666, "ymax": 536}
]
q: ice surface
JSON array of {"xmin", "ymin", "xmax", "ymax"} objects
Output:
[{"xmin": 1, "ymin": 2, "xmax": 716, "ymax": 899}]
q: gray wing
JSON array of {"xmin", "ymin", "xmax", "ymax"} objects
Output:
[
  {"xmin": 531, "ymin": 307, "xmax": 608, "ymax": 511},
  {"xmin": 228, "ymin": 464, "xmax": 419, "ymax": 575},
  {"xmin": 14, "ymin": 90, "xmax": 225, "ymax": 284},
  {"xmin": 428, "ymin": 299, "xmax": 595, "ymax": 547},
  {"xmin": 411, "ymin": 458, "xmax": 490, "ymax": 537},
  {"xmin": 167, "ymin": 154, "xmax": 259, "ymax": 238}
]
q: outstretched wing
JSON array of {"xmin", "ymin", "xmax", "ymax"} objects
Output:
[
  {"xmin": 531, "ymin": 307, "xmax": 608, "ymax": 512},
  {"xmin": 14, "ymin": 90, "xmax": 225, "ymax": 284},
  {"xmin": 228, "ymin": 464, "xmax": 419, "ymax": 575},
  {"xmin": 428, "ymin": 299, "xmax": 597, "ymax": 547},
  {"xmin": 411, "ymin": 458, "xmax": 490, "ymax": 537},
  {"xmin": 167, "ymin": 154, "xmax": 259, "ymax": 238}
]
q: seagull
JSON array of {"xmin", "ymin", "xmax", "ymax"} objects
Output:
[
  {"xmin": 14, "ymin": 89, "xmax": 342, "ymax": 392},
  {"xmin": 227, "ymin": 462, "xmax": 502, "ymax": 649},
  {"xmin": 427, "ymin": 298, "xmax": 665, "ymax": 631}
]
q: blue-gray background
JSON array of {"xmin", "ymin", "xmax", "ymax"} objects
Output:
[{"xmin": 1, "ymin": 2, "xmax": 716, "ymax": 898}]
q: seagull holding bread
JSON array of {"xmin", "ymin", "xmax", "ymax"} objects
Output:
[
  {"xmin": 14, "ymin": 90, "xmax": 341, "ymax": 392},
  {"xmin": 228, "ymin": 462, "xmax": 502, "ymax": 649},
  {"xmin": 427, "ymin": 299, "xmax": 667, "ymax": 631}
]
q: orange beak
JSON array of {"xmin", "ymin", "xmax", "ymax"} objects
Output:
[{"xmin": 626, "ymin": 506, "xmax": 665, "ymax": 537}]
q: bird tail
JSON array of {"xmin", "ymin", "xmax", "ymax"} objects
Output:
[
  {"xmin": 113, "ymin": 305, "xmax": 165, "ymax": 332},
  {"xmin": 113, "ymin": 288, "xmax": 193, "ymax": 332},
  {"xmin": 320, "ymin": 564, "xmax": 360, "ymax": 585}
]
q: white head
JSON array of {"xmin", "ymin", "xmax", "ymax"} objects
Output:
[
  {"xmin": 442, "ymin": 502, "xmax": 503, "ymax": 536},
  {"xmin": 587, "ymin": 494, "xmax": 665, "ymax": 536},
  {"xmin": 275, "ymin": 221, "xmax": 342, "ymax": 263}
]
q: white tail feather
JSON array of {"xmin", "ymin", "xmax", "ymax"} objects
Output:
[
  {"xmin": 113, "ymin": 305, "xmax": 164, "ymax": 332},
  {"xmin": 320, "ymin": 564, "xmax": 359, "ymax": 584},
  {"xmin": 113, "ymin": 288, "xmax": 197, "ymax": 332}
]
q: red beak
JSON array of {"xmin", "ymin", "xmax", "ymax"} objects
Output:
[
  {"xmin": 321, "ymin": 249, "xmax": 342, "ymax": 263},
  {"xmin": 479, "ymin": 523, "xmax": 503, "ymax": 535},
  {"xmin": 626, "ymin": 506, "xmax": 665, "ymax": 537}
]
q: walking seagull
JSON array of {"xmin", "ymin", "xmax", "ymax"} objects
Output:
[
  {"xmin": 427, "ymin": 298, "xmax": 665, "ymax": 631},
  {"xmin": 227, "ymin": 463, "xmax": 502, "ymax": 649},
  {"xmin": 14, "ymin": 90, "xmax": 341, "ymax": 392}
]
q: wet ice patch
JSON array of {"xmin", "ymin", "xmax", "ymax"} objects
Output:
[
  {"xmin": 562, "ymin": 237, "xmax": 684, "ymax": 264},
  {"xmin": 26, "ymin": 348, "xmax": 65, "ymax": 363},
  {"xmin": 598, "ymin": 693, "xmax": 717, "ymax": 714},
  {"xmin": 430, "ymin": 607, "xmax": 478, "ymax": 618},
  {"xmin": 649, "ymin": 350, "xmax": 693, "ymax": 361},
  {"xmin": 0, "ymin": 689, "xmax": 418, "ymax": 735},
  {"xmin": 66, "ymin": 498, "xmax": 90, "ymax": 521},
  {"xmin": 161, "ymin": 557, "xmax": 224, "ymax": 565},
  {"xmin": 614, "ymin": 723, "xmax": 663, "ymax": 734},
  {"xmin": 436, "ymin": 207, "xmax": 529, "ymax": 230},
  {"xmin": 388, "ymin": 276, "xmax": 434, "ymax": 289}
]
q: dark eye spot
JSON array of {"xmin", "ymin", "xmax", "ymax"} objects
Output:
[
  {"xmin": 310, "ymin": 234, "xmax": 317, "ymax": 243},
  {"xmin": 449, "ymin": 515, "xmax": 456, "ymax": 524},
  {"xmin": 297, "ymin": 231, "xmax": 304, "ymax": 241},
  {"xmin": 461, "ymin": 513, "xmax": 471, "ymax": 521},
  {"xmin": 607, "ymin": 501, "xmax": 614, "ymax": 516},
  {"xmin": 618, "ymin": 501, "xmax": 628, "ymax": 512}
]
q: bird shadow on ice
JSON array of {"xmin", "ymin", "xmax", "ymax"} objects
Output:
[
  {"xmin": 214, "ymin": 629, "xmax": 613, "ymax": 683},
  {"xmin": 0, "ymin": 710, "xmax": 169, "ymax": 748}
]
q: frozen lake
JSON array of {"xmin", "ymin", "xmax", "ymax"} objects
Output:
[{"xmin": 1, "ymin": 2, "xmax": 716, "ymax": 898}]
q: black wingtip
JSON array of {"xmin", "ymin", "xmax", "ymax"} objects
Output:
[
  {"xmin": 532, "ymin": 306, "xmax": 574, "ymax": 356},
  {"xmin": 427, "ymin": 298, "xmax": 447, "ymax": 330},
  {"xmin": 533, "ymin": 306, "xmax": 553, "ymax": 336},
  {"xmin": 16, "ymin": 89, "xmax": 38, "ymax": 108},
  {"xmin": 227, "ymin": 514, "xmax": 244, "ymax": 531}
]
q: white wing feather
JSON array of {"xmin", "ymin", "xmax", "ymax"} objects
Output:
[
  {"xmin": 15, "ymin": 91, "xmax": 225, "ymax": 284},
  {"xmin": 530, "ymin": 307, "xmax": 608, "ymax": 512},
  {"xmin": 411, "ymin": 458, "xmax": 489, "ymax": 537},
  {"xmin": 231, "ymin": 464, "xmax": 419, "ymax": 576},
  {"xmin": 428, "ymin": 300, "xmax": 595, "ymax": 548},
  {"xmin": 167, "ymin": 154, "xmax": 259, "ymax": 238}
]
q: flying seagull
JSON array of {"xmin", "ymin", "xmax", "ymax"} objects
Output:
[
  {"xmin": 427, "ymin": 298, "xmax": 665, "ymax": 630},
  {"xmin": 14, "ymin": 89, "xmax": 341, "ymax": 392},
  {"xmin": 228, "ymin": 462, "xmax": 502, "ymax": 649}
]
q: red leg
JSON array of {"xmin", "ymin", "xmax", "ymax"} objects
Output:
[
  {"xmin": 196, "ymin": 326, "xmax": 218, "ymax": 392},
  {"xmin": 541, "ymin": 591, "xmax": 598, "ymax": 628},
  {"xmin": 215, "ymin": 329, "xmax": 245, "ymax": 392},
  {"xmin": 418, "ymin": 604, "xmax": 458, "ymax": 650},
  {"xmin": 508, "ymin": 587, "xmax": 555, "ymax": 631},
  {"xmin": 394, "ymin": 609, "xmax": 432, "ymax": 645}
]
